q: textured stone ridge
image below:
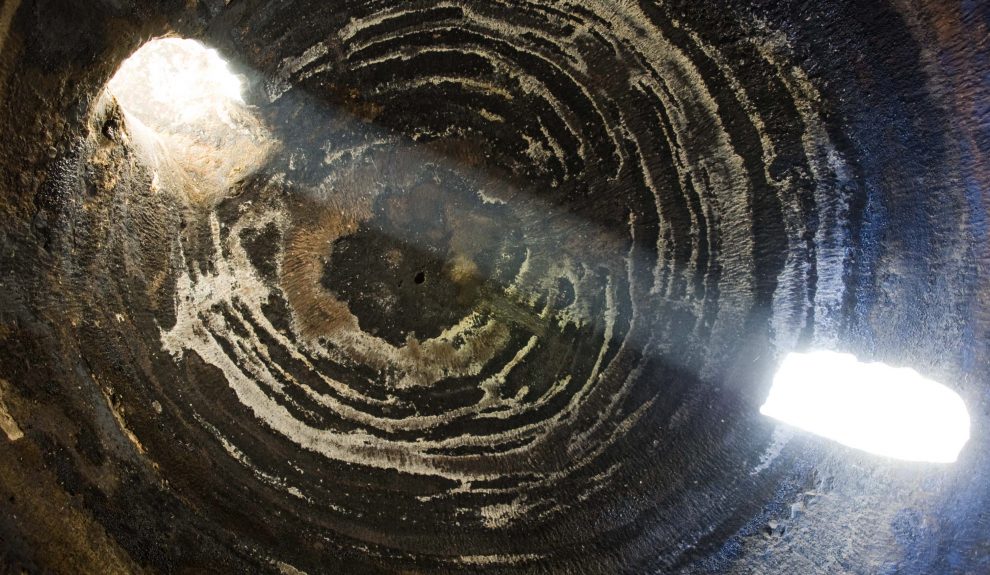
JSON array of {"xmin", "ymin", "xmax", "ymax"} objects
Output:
[{"xmin": 0, "ymin": 1, "xmax": 987, "ymax": 574}]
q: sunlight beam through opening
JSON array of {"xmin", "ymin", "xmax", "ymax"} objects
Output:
[
  {"xmin": 106, "ymin": 37, "xmax": 271, "ymax": 204},
  {"xmin": 108, "ymin": 37, "xmax": 243, "ymax": 126}
]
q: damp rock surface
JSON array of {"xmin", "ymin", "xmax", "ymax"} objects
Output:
[{"xmin": 0, "ymin": 1, "xmax": 988, "ymax": 574}]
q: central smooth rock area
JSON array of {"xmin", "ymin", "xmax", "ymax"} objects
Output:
[{"xmin": 324, "ymin": 159, "xmax": 522, "ymax": 346}]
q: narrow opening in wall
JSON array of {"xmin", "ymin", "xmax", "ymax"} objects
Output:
[
  {"xmin": 107, "ymin": 37, "xmax": 270, "ymax": 203},
  {"xmin": 760, "ymin": 351, "xmax": 970, "ymax": 463}
]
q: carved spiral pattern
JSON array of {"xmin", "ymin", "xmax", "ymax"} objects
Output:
[
  {"xmin": 20, "ymin": 0, "xmax": 979, "ymax": 573},
  {"xmin": 117, "ymin": 1, "xmax": 851, "ymax": 569}
]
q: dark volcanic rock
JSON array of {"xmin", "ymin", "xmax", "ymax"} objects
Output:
[{"xmin": 0, "ymin": 1, "xmax": 987, "ymax": 574}]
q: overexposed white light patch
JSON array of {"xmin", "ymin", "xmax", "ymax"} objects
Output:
[
  {"xmin": 108, "ymin": 37, "xmax": 243, "ymax": 127},
  {"xmin": 760, "ymin": 351, "xmax": 970, "ymax": 463},
  {"xmin": 106, "ymin": 37, "xmax": 271, "ymax": 204}
]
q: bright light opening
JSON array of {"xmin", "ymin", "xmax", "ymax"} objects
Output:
[
  {"xmin": 108, "ymin": 37, "xmax": 243, "ymax": 126},
  {"xmin": 107, "ymin": 38, "xmax": 270, "ymax": 203},
  {"xmin": 760, "ymin": 351, "xmax": 970, "ymax": 463}
]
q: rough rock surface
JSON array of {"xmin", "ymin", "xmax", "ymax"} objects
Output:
[{"xmin": 0, "ymin": 0, "xmax": 987, "ymax": 573}]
